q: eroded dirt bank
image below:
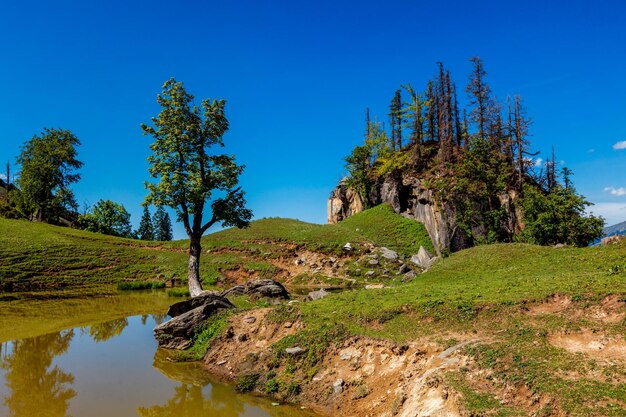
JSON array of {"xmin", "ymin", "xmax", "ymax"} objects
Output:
[
  {"xmin": 201, "ymin": 294, "xmax": 626, "ymax": 417},
  {"xmin": 204, "ymin": 308, "xmax": 468, "ymax": 417}
]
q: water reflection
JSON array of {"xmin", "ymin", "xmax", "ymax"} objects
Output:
[
  {"xmin": 0, "ymin": 315, "xmax": 317, "ymax": 417},
  {"xmin": 88, "ymin": 318, "xmax": 129, "ymax": 342},
  {"xmin": 0, "ymin": 330, "xmax": 76, "ymax": 417}
]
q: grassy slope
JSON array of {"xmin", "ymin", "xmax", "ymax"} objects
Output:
[{"xmin": 0, "ymin": 204, "xmax": 433, "ymax": 293}]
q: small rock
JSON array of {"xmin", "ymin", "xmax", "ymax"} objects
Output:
[
  {"xmin": 402, "ymin": 271, "xmax": 417, "ymax": 282},
  {"xmin": 284, "ymin": 321, "xmax": 293, "ymax": 328},
  {"xmin": 340, "ymin": 352, "xmax": 352, "ymax": 360},
  {"xmin": 285, "ymin": 347, "xmax": 304, "ymax": 355},
  {"xmin": 271, "ymin": 402, "xmax": 280, "ymax": 406},
  {"xmin": 237, "ymin": 334, "xmax": 248, "ymax": 342},
  {"xmin": 380, "ymin": 247, "xmax": 399, "ymax": 260},
  {"xmin": 329, "ymin": 257, "xmax": 337, "ymax": 263},
  {"xmin": 306, "ymin": 288, "xmax": 329, "ymax": 301},
  {"xmin": 216, "ymin": 360, "xmax": 227, "ymax": 365},
  {"xmin": 333, "ymin": 378, "xmax": 344, "ymax": 394},
  {"xmin": 368, "ymin": 259, "xmax": 379, "ymax": 266},
  {"xmin": 554, "ymin": 243, "xmax": 566, "ymax": 248},
  {"xmin": 365, "ymin": 270, "xmax": 375, "ymax": 277},
  {"xmin": 343, "ymin": 242, "xmax": 352, "ymax": 251},
  {"xmin": 244, "ymin": 316, "xmax": 257, "ymax": 324},
  {"xmin": 365, "ymin": 284, "xmax": 384, "ymax": 289}
]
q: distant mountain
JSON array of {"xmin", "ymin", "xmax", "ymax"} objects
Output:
[{"xmin": 604, "ymin": 221, "xmax": 626, "ymax": 237}]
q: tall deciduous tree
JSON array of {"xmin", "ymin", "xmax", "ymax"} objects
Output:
[
  {"xmin": 16, "ymin": 128, "xmax": 82, "ymax": 222},
  {"xmin": 138, "ymin": 205, "xmax": 154, "ymax": 240},
  {"xmin": 142, "ymin": 78, "xmax": 252, "ymax": 297}
]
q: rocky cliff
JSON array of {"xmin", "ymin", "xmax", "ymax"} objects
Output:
[{"xmin": 328, "ymin": 174, "xmax": 523, "ymax": 255}]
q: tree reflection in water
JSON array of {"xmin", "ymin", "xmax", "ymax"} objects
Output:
[
  {"xmin": 88, "ymin": 318, "xmax": 128, "ymax": 342},
  {"xmin": 0, "ymin": 330, "xmax": 75, "ymax": 417}
]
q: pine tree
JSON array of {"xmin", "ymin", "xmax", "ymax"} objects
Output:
[
  {"xmin": 466, "ymin": 57, "xmax": 492, "ymax": 142},
  {"xmin": 153, "ymin": 206, "xmax": 173, "ymax": 241},
  {"xmin": 426, "ymin": 81, "xmax": 437, "ymax": 142},
  {"xmin": 388, "ymin": 90, "xmax": 403, "ymax": 150},
  {"xmin": 513, "ymin": 95, "xmax": 533, "ymax": 191},
  {"xmin": 137, "ymin": 205, "xmax": 154, "ymax": 240}
]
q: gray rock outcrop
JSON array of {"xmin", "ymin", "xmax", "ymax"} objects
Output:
[
  {"xmin": 410, "ymin": 246, "xmax": 438, "ymax": 270},
  {"xmin": 328, "ymin": 180, "xmax": 364, "ymax": 223},
  {"xmin": 327, "ymin": 174, "xmax": 523, "ymax": 255}
]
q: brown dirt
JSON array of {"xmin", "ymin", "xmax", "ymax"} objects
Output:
[
  {"xmin": 526, "ymin": 294, "xmax": 626, "ymax": 325},
  {"xmin": 526, "ymin": 294, "xmax": 572, "ymax": 315},
  {"xmin": 548, "ymin": 329, "xmax": 626, "ymax": 364}
]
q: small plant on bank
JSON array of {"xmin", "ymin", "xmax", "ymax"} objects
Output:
[{"xmin": 236, "ymin": 374, "xmax": 259, "ymax": 392}]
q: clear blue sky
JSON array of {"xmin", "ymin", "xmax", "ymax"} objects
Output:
[{"xmin": 1, "ymin": 0, "xmax": 625, "ymax": 239}]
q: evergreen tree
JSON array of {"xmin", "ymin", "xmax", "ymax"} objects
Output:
[
  {"xmin": 137, "ymin": 205, "xmax": 154, "ymax": 240},
  {"xmin": 153, "ymin": 206, "xmax": 173, "ymax": 241},
  {"xmin": 466, "ymin": 57, "xmax": 492, "ymax": 142}
]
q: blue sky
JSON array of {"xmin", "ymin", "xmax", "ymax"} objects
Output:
[{"xmin": 1, "ymin": 0, "xmax": 625, "ymax": 239}]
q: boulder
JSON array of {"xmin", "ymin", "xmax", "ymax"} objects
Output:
[
  {"xmin": 306, "ymin": 288, "xmax": 329, "ymax": 301},
  {"xmin": 343, "ymin": 242, "xmax": 353, "ymax": 251},
  {"xmin": 167, "ymin": 293, "xmax": 235, "ymax": 318},
  {"xmin": 155, "ymin": 300, "xmax": 233, "ymax": 349},
  {"xmin": 244, "ymin": 279, "xmax": 289, "ymax": 299},
  {"xmin": 410, "ymin": 246, "xmax": 438, "ymax": 270},
  {"xmin": 398, "ymin": 264, "xmax": 411, "ymax": 274},
  {"xmin": 368, "ymin": 259, "xmax": 379, "ymax": 266},
  {"xmin": 220, "ymin": 284, "xmax": 245, "ymax": 299}
]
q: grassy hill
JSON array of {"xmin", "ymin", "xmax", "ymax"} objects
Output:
[{"xmin": 0, "ymin": 204, "xmax": 433, "ymax": 295}]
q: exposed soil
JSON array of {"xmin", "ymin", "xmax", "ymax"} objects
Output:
[
  {"xmin": 204, "ymin": 309, "xmax": 477, "ymax": 416},
  {"xmin": 548, "ymin": 329, "xmax": 626, "ymax": 364}
]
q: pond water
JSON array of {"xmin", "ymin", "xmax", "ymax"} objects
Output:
[{"xmin": 0, "ymin": 293, "xmax": 317, "ymax": 417}]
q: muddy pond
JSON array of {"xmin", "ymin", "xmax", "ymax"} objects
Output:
[{"xmin": 0, "ymin": 291, "xmax": 317, "ymax": 417}]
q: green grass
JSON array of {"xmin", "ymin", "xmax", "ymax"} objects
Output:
[{"xmin": 198, "ymin": 204, "xmax": 433, "ymax": 256}]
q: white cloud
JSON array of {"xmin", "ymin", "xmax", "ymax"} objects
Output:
[
  {"xmin": 604, "ymin": 186, "xmax": 626, "ymax": 197},
  {"xmin": 613, "ymin": 141, "xmax": 626, "ymax": 150},
  {"xmin": 534, "ymin": 157, "xmax": 543, "ymax": 167},
  {"xmin": 0, "ymin": 174, "xmax": 6, "ymax": 181},
  {"xmin": 587, "ymin": 202, "xmax": 626, "ymax": 226}
]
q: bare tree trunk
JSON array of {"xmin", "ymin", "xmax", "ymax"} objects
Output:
[{"xmin": 187, "ymin": 235, "xmax": 204, "ymax": 297}]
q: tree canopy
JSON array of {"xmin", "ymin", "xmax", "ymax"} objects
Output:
[
  {"xmin": 77, "ymin": 199, "xmax": 132, "ymax": 238},
  {"xmin": 16, "ymin": 128, "xmax": 82, "ymax": 222}
]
